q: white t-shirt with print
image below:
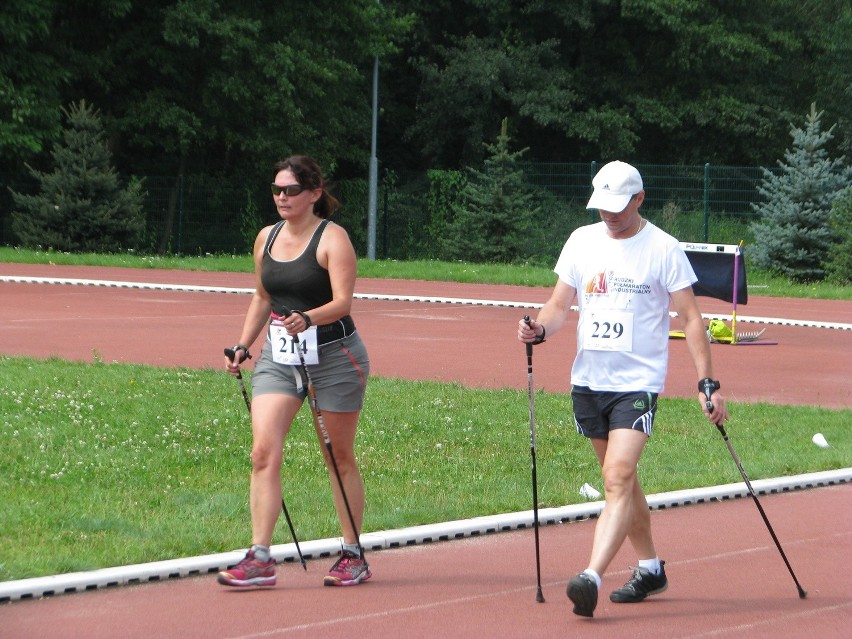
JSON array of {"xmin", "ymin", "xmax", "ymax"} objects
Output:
[{"xmin": 554, "ymin": 220, "xmax": 697, "ymax": 393}]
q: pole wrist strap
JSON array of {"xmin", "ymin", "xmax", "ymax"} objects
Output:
[
  {"xmin": 698, "ymin": 378, "xmax": 720, "ymax": 393},
  {"xmin": 294, "ymin": 310, "xmax": 313, "ymax": 328},
  {"xmin": 232, "ymin": 344, "xmax": 252, "ymax": 361}
]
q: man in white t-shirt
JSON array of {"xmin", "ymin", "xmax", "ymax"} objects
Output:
[{"xmin": 518, "ymin": 160, "xmax": 728, "ymax": 618}]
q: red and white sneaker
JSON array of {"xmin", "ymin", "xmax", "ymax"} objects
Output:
[
  {"xmin": 217, "ymin": 549, "xmax": 276, "ymax": 587},
  {"xmin": 323, "ymin": 550, "xmax": 372, "ymax": 586}
]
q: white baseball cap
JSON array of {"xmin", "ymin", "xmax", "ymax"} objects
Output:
[{"xmin": 586, "ymin": 161, "xmax": 643, "ymax": 212}]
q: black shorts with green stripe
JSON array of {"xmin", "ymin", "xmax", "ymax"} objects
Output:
[{"xmin": 571, "ymin": 385, "xmax": 658, "ymax": 439}]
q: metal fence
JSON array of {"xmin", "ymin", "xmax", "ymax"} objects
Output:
[
  {"xmin": 0, "ymin": 163, "xmax": 774, "ymax": 260},
  {"xmin": 373, "ymin": 163, "xmax": 774, "ymax": 261}
]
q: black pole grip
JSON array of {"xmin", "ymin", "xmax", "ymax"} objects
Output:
[
  {"xmin": 701, "ymin": 378, "xmax": 716, "ymax": 412},
  {"xmin": 523, "ymin": 315, "xmax": 533, "ymax": 357},
  {"xmin": 225, "ymin": 347, "xmax": 248, "ymax": 364}
]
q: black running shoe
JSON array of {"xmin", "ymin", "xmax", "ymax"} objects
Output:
[
  {"xmin": 609, "ymin": 561, "xmax": 668, "ymax": 603},
  {"xmin": 566, "ymin": 573, "xmax": 598, "ymax": 617}
]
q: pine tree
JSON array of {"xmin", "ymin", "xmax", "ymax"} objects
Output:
[
  {"xmin": 441, "ymin": 118, "xmax": 541, "ymax": 263},
  {"xmin": 11, "ymin": 100, "xmax": 146, "ymax": 252},
  {"xmin": 749, "ymin": 103, "xmax": 852, "ymax": 281}
]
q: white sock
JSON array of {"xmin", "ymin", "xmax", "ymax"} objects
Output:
[
  {"xmin": 583, "ymin": 568, "xmax": 601, "ymax": 589},
  {"xmin": 342, "ymin": 542, "xmax": 360, "ymax": 557},
  {"xmin": 251, "ymin": 544, "xmax": 271, "ymax": 562},
  {"xmin": 638, "ymin": 557, "xmax": 661, "ymax": 575}
]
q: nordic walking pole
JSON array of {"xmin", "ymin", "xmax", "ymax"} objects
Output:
[
  {"xmin": 279, "ymin": 308, "xmax": 367, "ymax": 563},
  {"xmin": 523, "ymin": 316, "xmax": 545, "ymax": 603},
  {"xmin": 224, "ymin": 347, "xmax": 307, "ymax": 571},
  {"xmin": 702, "ymin": 380, "xmax": 806, "ymax": 598}
]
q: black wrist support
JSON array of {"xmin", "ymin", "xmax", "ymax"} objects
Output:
[
  {"xmin": 227, "ymin": 344, "xmax": 252, "ymax": 362},
  {"xmin": 698, "ymin": 378, "xmax": 720, "ymax": 395}
]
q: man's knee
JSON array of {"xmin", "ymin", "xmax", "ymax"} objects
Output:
[{"xmin": 601, "ymin": 461, "xmax": 638, "ymax": 494}]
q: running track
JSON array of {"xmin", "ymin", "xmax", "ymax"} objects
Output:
[{"xmin": 1, "ymin": 264, "xmax": 850, "ymax": 638}]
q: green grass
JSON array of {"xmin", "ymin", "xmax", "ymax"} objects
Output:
[
  {"xmin": 0, "ymin": 246, "xmax": 252, "ymax": 273},
  {"xmin": 2, "ymin": 246, "xmax": 850, "ymax": 298},
  {"xmin": 0, "ymin": 357, "xmax": 849, "ymax": 581}
]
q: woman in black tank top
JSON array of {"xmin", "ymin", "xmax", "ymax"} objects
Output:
[{"xmin": 218, "ymin": 155, "xmax": 372, "ymax": 589}]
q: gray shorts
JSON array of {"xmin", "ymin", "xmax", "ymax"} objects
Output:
[
  {"xmin": 251, "ymin": 332, "xmax": 370, "ymax": 412},
  {"xmin": 572, "ymin": 385, "xmax": 658, "ymax": 439}
]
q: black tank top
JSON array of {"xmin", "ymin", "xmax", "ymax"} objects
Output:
[{"xmin": 261, "ymin": 220, "xmax": 333, "ymax": 316}]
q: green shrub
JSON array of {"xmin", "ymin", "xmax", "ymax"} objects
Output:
[{"xmin": 826, "ymin": 189, "xmax": 852, "ymax": 283}]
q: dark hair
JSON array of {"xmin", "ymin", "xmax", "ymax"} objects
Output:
[{"xmin": 272, "ymin": 155, "xmax": 340, "ymax": 219}]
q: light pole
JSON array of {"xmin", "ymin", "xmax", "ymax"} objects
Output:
[{"xmin": 367, "ymin": 53, "xmax": 379, "ymax": 260}]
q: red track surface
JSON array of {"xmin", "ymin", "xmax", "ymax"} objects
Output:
[
  {"xmin": 1, "ymin": 264, "xmax": 851, "ymax": 637},
  {"xmin": 2, "ymin": 263, "xmax": 851, "ymax": 408}
]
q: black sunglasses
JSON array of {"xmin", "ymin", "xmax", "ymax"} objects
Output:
[{"xmin": 271, "ymin": 183, "xmax": 307, "ymax": 197}]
